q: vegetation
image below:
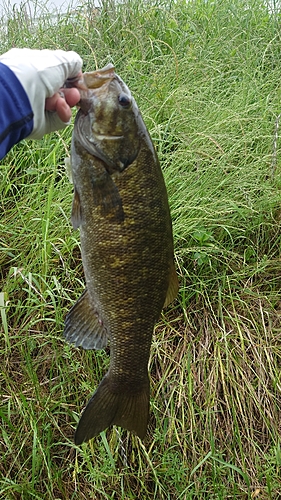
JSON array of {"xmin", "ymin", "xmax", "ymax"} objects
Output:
[{"xmin": 1, "ymin": 0, "xmax": 281, "ymax": 497}]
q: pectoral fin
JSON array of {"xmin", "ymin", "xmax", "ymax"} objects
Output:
[
  {"xmin": 164, "ymin": 262, "xmax": 179, "ymax": 308},
  {"xmin": 71, "ymin": 187, "xmax": 82, "ymax": 229},
  {"xmin": 64, "ymin": 289, "xmax": 109, "ymax": 350}
]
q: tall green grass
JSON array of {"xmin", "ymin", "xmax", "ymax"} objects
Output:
[{"xmin": 1, "ymin": 0, "xmax": 281, "ymax": 497}]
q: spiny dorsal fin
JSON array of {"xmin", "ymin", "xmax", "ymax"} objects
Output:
[
  {"xmin": 64, "ymin": 289, "xmax": 109, "ymax": 350},
  {"xmin": 164, "ymin": 262, "xmax": 179, "ymax": 308}
]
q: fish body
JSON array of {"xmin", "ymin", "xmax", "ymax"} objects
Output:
[{"xmin": 64, "ymin": 64, "xmax": 178, "ymax": 444}]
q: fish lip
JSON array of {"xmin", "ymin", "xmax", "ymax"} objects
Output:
[
  {"xmin": 83, "ymin": 64, "xmax": 115, "ymax": 89},
  {"xmin": 65, "ymin": 64, "xmax": 116, "ymax": 91},
  {"xmin": 94, "ymin": 134, "xmax": 124, "ymax": 141}
]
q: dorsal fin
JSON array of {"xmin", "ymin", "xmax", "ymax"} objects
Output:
[{"xmin": 164, "ymin": 262, "xmax": 179, "ymax": 308}]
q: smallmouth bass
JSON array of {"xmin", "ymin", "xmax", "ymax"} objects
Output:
[{"xmin": 64, "ymin": 64, "xmax": 178, "ymax": 444}]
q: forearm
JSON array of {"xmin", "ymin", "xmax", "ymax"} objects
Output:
[{"xmin": 0, "ymin": 63, "xmax": 33, "ymax": 159}]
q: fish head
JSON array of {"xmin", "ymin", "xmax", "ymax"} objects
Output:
[{"xmin": 74, "ymin": 64, "xmax": 141, "ymax": 174}]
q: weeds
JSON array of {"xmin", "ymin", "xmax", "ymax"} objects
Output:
[{"xmin": 1, "ymin": 0, "xmax": 281, "ymax": 498}]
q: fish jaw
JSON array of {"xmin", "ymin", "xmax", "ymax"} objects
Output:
[
  {"xmin": 64, "ymin": 64, "xmax": 117, "ymax": 116},
  {"xmin": 83, "ymin": 63, "xmax": 115, "ymax": 89},
  {"xmin": 64, "ymin": 63, "xmax": 115, "ymax": 92}
]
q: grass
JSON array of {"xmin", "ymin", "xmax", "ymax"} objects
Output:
[{"xmin": 1, "ymin": 0, "xmax": 281, "ymax": 497}]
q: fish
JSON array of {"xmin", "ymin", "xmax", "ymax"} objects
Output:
[{"xmin": 63, "ymin": 63, "xmax": 178, "ymax": 445}]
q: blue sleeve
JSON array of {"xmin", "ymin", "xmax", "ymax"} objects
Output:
[{"xmin": 0, "ymin": 62, "xmax": 34, "ymax": 160}]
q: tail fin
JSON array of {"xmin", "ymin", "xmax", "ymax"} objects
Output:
[{"xmin": 75, "ymin": 374, "xmax": 150, "ymax": 445}]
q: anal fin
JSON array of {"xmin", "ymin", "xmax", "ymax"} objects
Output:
[{"xmin": 64, "ymin": 289, "xmax": 109, "ymax": 350}]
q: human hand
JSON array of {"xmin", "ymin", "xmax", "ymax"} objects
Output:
[
  {"xmin": 0, "ymin": 48, "xmax": 83, "ymax": 139},
  {"xmin": 45, "ymin": 87, "xmax": 81, "ymax": 123}
]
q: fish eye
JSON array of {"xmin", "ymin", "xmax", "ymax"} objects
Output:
[{"xmin": 118, "ymin": 93, "xmax": 131, "ymax": 108}]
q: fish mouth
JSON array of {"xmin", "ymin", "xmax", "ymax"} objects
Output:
[
  {"xmin": 83, "ymin": 64, "xmax": 116, "ymax": 89},
  {"xmin": 65, "ymin": 64, "xmax": 115, "ymax": 91},
  {"xmin": 94, "ymin": 133, "xmax": 124, "ymax": 141}
]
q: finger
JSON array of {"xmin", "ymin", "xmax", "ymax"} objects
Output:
[
  {"xmin": 45, "ymin": 93, "xmax": 60, "ymax": 112},
  {"xmin": 45, "ymin": 88, "xmax": 80, "ymax": 113},
  {"xmin": 60, "ymin": 87, "xmax": 81, "ymax": 107},
  {"xmin": 56, "ymin": 98, "xmax": 72, "ymax": 122},
  {"xmin": 45, "ymin": 93, "xmax": 72, "ymax": 122}
]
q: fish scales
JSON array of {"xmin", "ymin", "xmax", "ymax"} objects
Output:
[{"xmin": 64, "ymin": 64, "xmax": 178, "ymax": 444}]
